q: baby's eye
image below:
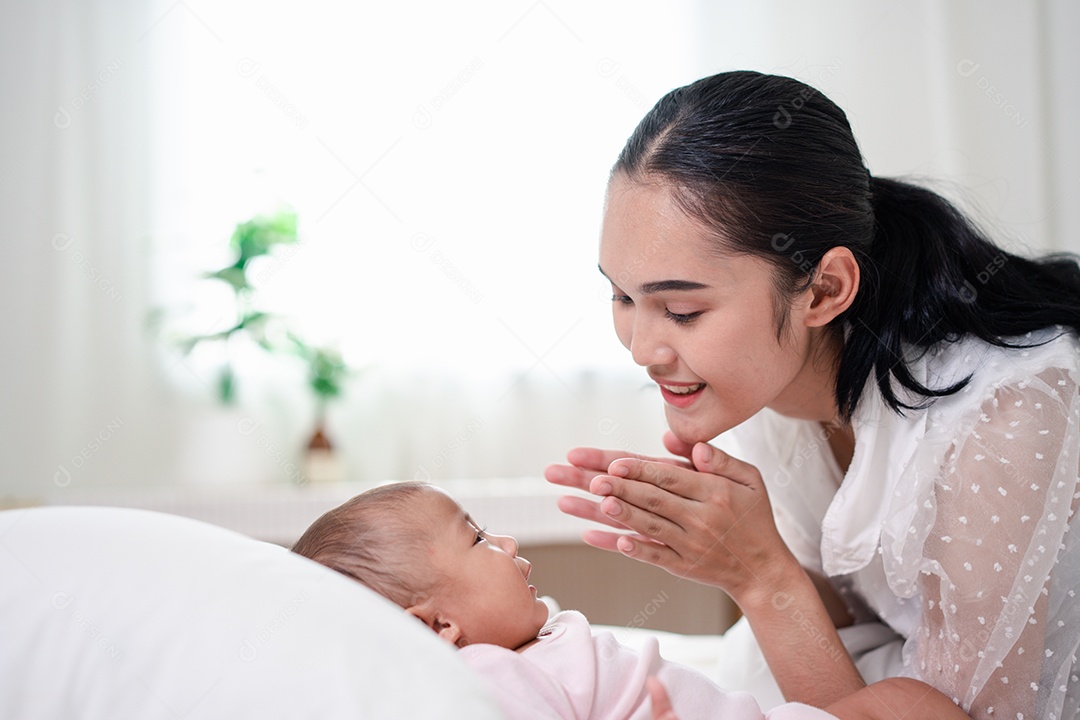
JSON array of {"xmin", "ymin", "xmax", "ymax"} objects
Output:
[{"xmin": 473, "ymin": 527, "xmax": 487, "ymax": 545}]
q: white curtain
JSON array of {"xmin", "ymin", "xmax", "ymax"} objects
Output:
[
  {"xmin": 0, "ymin": 0, "xmax": 181, "ymax": 495},
  {"xmin": 692, "ymin": 1, "xmax": 1080, "ymax": 258},
  {"xmin": 1, "ymin": 1, "xmax": 1077, "ymax": 498}
]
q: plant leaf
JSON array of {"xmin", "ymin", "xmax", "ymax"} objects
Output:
[
  {"xmin": 205, "ymin": 266, "xmax": 250, "ymax": 292},
  {"xmin": 230, "ymin": 208, "xmax": 299, "ymax": 266},
  {"xmin": 218, "ymin": 365, "xmax": 236, "ymax": 404}
]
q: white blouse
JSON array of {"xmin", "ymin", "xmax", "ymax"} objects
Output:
[{"xmin": 726, "ymin": 326, "xmax": 1080, "ymax": 720}]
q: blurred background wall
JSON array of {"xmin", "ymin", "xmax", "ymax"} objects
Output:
[{"xmin": 1, "ymin": 1, "xmax": 1077, "ymax": 501}]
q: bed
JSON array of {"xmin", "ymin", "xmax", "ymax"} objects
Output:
[
  {"xmin": 0, "ymin": 505, "xmax": 903, "ymax": 717},
  {"xmin": 0, "ymin": 506, "xmax": 502, "ymax": 718}
]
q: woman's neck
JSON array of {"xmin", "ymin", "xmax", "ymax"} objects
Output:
[
  {"xmin": 822, "ymin": 420, "xmax": 856, "ymax": 475},
  {"xmin": 771, "ymin": 331, "xmax": 856, "ymax": 472},
  {"xmin": 768, "ymin": 328, "xmax": 847, "ymax": 426}
]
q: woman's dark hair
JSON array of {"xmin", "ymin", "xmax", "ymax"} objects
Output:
[{"xmin": 614, "ymin": 70, "xmax": 1080, "ymax": 420}]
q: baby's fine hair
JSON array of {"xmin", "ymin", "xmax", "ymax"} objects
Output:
[{"xmin": 291, "ymin": 481, "xmax": 435, "ymax": 608}]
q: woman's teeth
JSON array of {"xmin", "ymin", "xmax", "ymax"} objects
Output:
[{"xmin": 661, "ymin": 383, "xmax": 705, "ymax": 395}]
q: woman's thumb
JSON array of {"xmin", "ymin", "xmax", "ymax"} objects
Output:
[
  {"xmin": 692, "ymin": 442, "xmax": 759, "ymax": 488},
  {"xmin": 692, "ymin": 442, "xmax": 718, "ymax": 471},
  {"xmin": 662, "ymin": 430, "xmax": 695, "ymax": 460}
]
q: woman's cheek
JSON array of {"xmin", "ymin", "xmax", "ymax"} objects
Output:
[{"xmin": 613, "ymin": 311, "xmax": 633, "ymax": 351}]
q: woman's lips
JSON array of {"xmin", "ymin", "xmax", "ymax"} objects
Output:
[{"xmin": 658, "ymin": 382, "xmax": 706, "ymax": 408}]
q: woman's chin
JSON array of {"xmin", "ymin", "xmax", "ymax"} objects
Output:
[{"xmin": 664, "ymin": 413, "xmax": 718, "ymax": 446}]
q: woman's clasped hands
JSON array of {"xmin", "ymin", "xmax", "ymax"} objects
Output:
[{"xmin": 544, "ymin": 431, "xmax": 797, "ymax": 603}]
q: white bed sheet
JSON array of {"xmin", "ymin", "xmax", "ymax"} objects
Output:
[
  {"xmin": 591, "ymin": 616, "xmax": 905, "ymax": 710},
  {"xmin": 0, "ymin": 506, "xmax": 502, "ymax": 720}
]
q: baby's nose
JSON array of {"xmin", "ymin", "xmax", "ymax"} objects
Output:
[{"xmin": 492, "ymin": 533, "xmax": 519, "ymax": 556}]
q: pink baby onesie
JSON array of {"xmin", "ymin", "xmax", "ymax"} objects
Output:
[{"xmin": 459, "ymin": 610, "xmax": 836, "ymax": 719}]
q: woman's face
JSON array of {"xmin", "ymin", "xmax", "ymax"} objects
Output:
[{"xmin": 599, "ymin": 175, "xmax": 824, "ymax": 443}]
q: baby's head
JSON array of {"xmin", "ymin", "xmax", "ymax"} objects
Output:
[{"xmin": 292, "ymin": 482, "xmax": 549, "ymax": 650}]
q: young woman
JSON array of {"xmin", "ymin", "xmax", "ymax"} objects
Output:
[{"xmin": 545, "ymin": 70, "xmax": 1080, "ymax": 720}]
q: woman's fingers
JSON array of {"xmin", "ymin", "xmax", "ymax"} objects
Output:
[
  {"xmin": 608, "ymin": 444, "xmax": 762, "ymax": 498},
  {"xmin": 567, "ymin": 447, "xmax": 694, "ymax": 474},
  {"xmin": 661, "ymin": 430, "xmax": 695, "ymax": 461},
  {"xmin": 581, "ymin": 528, "xmax": 622, "ymax": 552},
  {"xmin": 544, "ymin": 462, "xmax": 599, "ymax": 492},
  {"xmin": 544, "ymin": 445, "xmax": 694, "ymax": 493},
  {"xmin": 588, "ymin": 480, "xmax": 688, "ymax": 541},
  {"xmin": 688, "ymin": 442, "xmax": 754, "ymax": 483},
  {"xmin": 580, "ymin": 444, "xmax": 783, "ymax": 589},
  {"xmin": 568, "ymin": 444, "xmax": 762, "ymax": 554},
  {"xmin": 555, "ymin": 495, "xmax": 629, "ymax": 530},
  {"xmin": 558, "ymin": 441, "xmax": 792, "ymax": 597},
  {"xmin": 581, "ymin": 528, "xmax": 669, "ymax": 554},
  {"xmin": 550, "ymin": 441, "xmax": 779, "ymax": 590}
]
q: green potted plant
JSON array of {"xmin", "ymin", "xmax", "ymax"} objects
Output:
[
  {"xmin": 170, "ymin": 208, "xmax": 351, "ymax": 483},
  {"xmin": 287, "ymin": 335, "xmax": 349, "ymax": 483}
]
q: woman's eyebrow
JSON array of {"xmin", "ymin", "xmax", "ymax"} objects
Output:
[
  {"xmin": 598, "ymin": 265, "xmax": 709, "ymax": 294},
  {"xmin": 639, "ymin": 279, "xmax": 710, "ymax": 294}
]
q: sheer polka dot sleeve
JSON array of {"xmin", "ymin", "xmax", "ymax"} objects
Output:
[{"xmin": 890, "ymin": 367, "xmax": 1080, "ymax": 719}]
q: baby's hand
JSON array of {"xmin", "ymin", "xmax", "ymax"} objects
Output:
[{"xmin": 646, "ymin": 676, "xmax": 679, "ymax": 720}]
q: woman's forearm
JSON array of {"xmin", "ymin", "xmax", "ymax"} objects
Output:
[{"xmin": 734, "ymin": 555, "xmax": 865, "ymax": 708}]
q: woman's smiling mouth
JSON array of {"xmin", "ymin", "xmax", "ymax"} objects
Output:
[{"xmin": 657, "ymin": 382, "xmax": 706, "ymax": 407}]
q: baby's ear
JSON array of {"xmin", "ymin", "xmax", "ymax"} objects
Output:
[
  {"xmin": 405, "ymin": 599, "xmax": 464, "ymax": 647},
  {"xmin": 433, "ymin": 615, "xmax": 465, "ymax": 647}
]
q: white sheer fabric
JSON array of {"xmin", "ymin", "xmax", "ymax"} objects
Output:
[{"xmin": 726, "ymin": 327, "xmax": 1080, "ymax": 720}]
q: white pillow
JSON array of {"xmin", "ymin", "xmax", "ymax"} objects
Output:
[{"xmin": 0, "ymin": 506, "xmax": 503, "ymax": 720}]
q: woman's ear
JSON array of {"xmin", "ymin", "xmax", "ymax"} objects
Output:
[
  {"xmin": 405, "ymin": 602, "xmax": 465, "ymax": 647},
  {"xmin": 803, "ymin": 246, "xmax": 859, "ymax": 327}
]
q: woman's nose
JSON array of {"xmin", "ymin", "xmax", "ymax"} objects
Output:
[{"xmin": 629, "ymin": 325, "xmax": 676, "ymax": 367}]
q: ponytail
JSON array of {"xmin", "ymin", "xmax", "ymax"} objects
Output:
[{"xmin": 837, "ymin": 176, "xmax": 1080, "ymax": 420}]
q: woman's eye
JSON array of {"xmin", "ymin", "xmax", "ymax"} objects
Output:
[
  {"xmin": 611, "ymin": 294, "xmax": 633, "ymax": 305},
  {"xmin": 665, "ymin": 309, "xmax": 702, "ymax": 325}
]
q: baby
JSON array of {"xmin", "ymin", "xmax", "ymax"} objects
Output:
[{"xmin": 292, "ymin": 482, "xmax": 969, "ymax": 720}]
